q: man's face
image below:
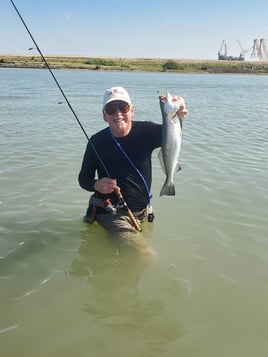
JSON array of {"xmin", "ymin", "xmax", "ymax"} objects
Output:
[{"xmin": 103, "ymin": 100, "xmax": 134, "ymax": 137}]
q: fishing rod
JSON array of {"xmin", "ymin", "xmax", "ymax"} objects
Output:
[
  {"xmin": 9, "ymin": 0, "xmax": 89, "ymax": 142},
  {"xmin": 9, "ymin": 0, "xmax": 141, "ymax": 232}
]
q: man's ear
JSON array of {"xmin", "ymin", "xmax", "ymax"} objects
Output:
[
  {"xmin": 103, "ymin": 110, "xmax": 107, "ymax": 121},
  {"xmin": 130, "ymin": 105, "xmax": 135, "ymax": 118}
]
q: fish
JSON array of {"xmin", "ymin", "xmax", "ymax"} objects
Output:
[{"xmin": 158, "ymin": 92, "xmax": 187, "ymax": 196}]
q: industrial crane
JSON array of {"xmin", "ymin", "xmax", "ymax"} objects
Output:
[
  {"xmin": 218, "ymin": 40, "xmax": 244, "ymax": 61},
  {"xmin": 218, "ymin": 40, "xmax": 227, "ymax": 60}
]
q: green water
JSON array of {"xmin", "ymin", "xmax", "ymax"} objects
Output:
[{"xmin": 1, "ymin": 68, "xmax": 268, "ymax": 356}]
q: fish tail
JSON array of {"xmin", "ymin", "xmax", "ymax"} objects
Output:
[{"xmin": 160, "ymin": 181, "xmax": 175, "ymax": 196}]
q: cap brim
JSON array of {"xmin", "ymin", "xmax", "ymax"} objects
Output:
[{"xmin": 103, "ymin": 97, "xmax": 131, "ymax": 108}]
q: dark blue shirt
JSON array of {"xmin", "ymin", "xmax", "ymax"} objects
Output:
[{"xmin": 78, "ymin": 121, "xmax": 162, "ymax": 211}]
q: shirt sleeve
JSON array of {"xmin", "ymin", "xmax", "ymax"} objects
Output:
[{"xmin": 78, "ymin": 140, "xmax": 97, "ymax": 192}]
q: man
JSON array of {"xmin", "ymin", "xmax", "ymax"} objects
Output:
[{"xmin": 78, "ymin": 86, "xmax": 186, "ymax": 237}]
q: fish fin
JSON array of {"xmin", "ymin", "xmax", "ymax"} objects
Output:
[
  {"xmin": 160, "ymin": 181, "xmax": 175, "ymax": 196},
  {"xmin": 158, "ymin": 149, "xmax": 166, "ymax": 173},
  {"xmin": 176, "ymin": 163, "xmax": 182, "ymax": 172}
]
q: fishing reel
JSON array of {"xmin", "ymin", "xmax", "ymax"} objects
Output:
[{"xmin": 104, "ymin": 199, "xmax": 117, "ymax": 215}]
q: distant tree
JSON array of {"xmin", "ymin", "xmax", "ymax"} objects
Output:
[{"xmin": 162, "ymin": 61, "xmax": 178, "ymax": 71}]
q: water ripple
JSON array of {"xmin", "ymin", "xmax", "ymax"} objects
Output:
[{"xmin": 0, "ymin": 324, "xmax": 20, "ymax": 335}]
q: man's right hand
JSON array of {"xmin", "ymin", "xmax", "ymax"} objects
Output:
[{"xmin": 94, "ymin": 178, "xmax": 118, "ymax": 194}]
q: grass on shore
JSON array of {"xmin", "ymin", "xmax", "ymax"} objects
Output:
[{"xmin": 1, "ymin": 55, "xmax": 268, "ymax": 74}]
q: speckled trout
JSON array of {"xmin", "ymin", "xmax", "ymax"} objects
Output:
[{"xmin": 158, "ymin": 93, "xmax": 187, "ymax": 196}]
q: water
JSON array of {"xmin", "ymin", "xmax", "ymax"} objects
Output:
[{"xmin": 1, "ymin": 68, "xmax": 268, "ymax": 357}]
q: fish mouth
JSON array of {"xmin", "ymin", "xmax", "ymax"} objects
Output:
[
  {"xmin": 160, "ymin": 94, "xmax": 170, "ymax": 99},
  {"xmin": 158, "ymin": 93, "xmax": 168, "ymax": 102},
  {"xmin": 159, "ymin": 92, "xmax": 178, "ymax": 102}
]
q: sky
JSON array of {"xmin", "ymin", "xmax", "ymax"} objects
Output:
[{"xmin": 1, "ymin": 0, "xmax": 268, "ymax": 60}]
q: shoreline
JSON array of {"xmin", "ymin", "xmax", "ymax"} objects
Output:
[{"xmin": 1, "ymin": 55, "xmax": 268, "ymax": 74}]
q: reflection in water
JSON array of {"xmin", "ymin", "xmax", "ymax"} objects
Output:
[
  {"xmin": 70, "ymin": 225, "xmax": 184, "ymax": 356},
  {"xmin": 70, "ymin": 226, "xmax": 153, "ymax": 313}
]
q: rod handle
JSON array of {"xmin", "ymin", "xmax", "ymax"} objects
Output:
[
  {"xmin": 127, "ymin": 208, "xmax": 142, "ymax": 232},
  {"xmin": 114, "ymin": 188, "xmax": 142, "ymax": 232}
]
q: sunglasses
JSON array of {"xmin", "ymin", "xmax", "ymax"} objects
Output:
[{"xmin": 104, "ymin": 101, "xmax": 130, "ymax": 116}]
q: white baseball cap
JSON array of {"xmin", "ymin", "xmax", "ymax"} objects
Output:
[{"xmin": 103, "ymin": 87, "xmax": 131, "ymax": 108}]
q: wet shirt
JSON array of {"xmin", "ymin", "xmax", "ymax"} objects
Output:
[{"xmin": 78, "ymin": 121, "xmax": 162, "ymax": 212}]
